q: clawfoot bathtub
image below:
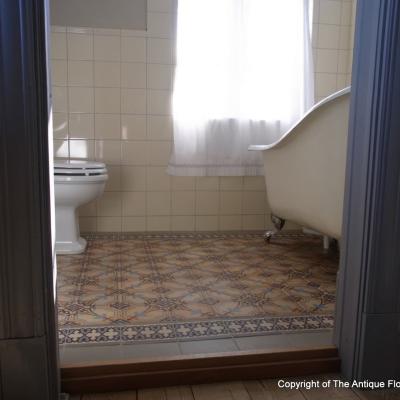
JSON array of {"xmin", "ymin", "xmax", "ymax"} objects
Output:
[{"xmin": 249, "ymin": 87, "xmax": 351, "ymax": 242}]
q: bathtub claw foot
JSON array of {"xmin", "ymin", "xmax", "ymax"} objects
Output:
[
  {"xmin": 271, "ymin": 215, "xmax": 285, "ymax": 231},
  {"xmin": 264, "ymin": 215, "xmax": 285, "ymax": 243},
  {"xmin": 264, "ymin": 231, "xmax": 274, "ymax": 242}
]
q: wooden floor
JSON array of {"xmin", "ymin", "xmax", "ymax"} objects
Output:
[{"xmin": 70, "ymin": 376, "xmax": 393, "ymax": 400}]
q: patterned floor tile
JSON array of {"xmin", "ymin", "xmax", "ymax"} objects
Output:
[{"xmin": 57, "ymin": 231, "xmax": 338, "ymax": 344}]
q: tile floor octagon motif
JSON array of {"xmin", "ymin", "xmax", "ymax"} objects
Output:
[{"xmin": 57, "ymin": 232, "xmax": 338, "ymax": 344}]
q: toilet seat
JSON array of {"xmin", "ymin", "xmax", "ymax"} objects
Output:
[
  {"xmin": 54, "ymin": 160, "xmax": 108, "ymax": 182},
  {"xmin": 54, "ymin": 160, "xmax": 107, "ymax": 176}
]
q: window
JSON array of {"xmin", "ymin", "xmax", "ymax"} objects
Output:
[{"xmin": 168, "ymin": 0, "xmax": 314, "ymax": 176}]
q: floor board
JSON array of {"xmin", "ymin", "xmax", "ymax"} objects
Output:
[
  {"xmin": 260, "ymin": 379, "xmax": 306, "ymax": 400},
  {"xmin": 76, "ymin": 375, "xmax": 400, "ymax": 400}
]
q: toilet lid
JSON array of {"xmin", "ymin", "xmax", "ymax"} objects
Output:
[{"xmin": 54, "ymin": 159, "xmax": 107, "ymax": 176}]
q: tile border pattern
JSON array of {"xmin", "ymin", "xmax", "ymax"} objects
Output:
[
  {"xmin": 82, "ymin": 230, "xmax": 308, "ymax": 241},
  {"xmin": 58, "ymin": 314, "xmax": 334, "ymax": 345}
]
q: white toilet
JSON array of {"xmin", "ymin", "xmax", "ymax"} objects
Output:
[{"xmin": 54, "ymin": 160, "xmax": 108, "ymax": 255}]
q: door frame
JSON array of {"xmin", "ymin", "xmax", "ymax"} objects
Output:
[
  {"xmin": 334, "ymin": 0, "xmax": 400, "ymax": 380},
  {"xmin": 1, "ymin": 0, "xmax": 400, "ymax": 396},
  {"xmin": 0, "ymin": 0, "xmax": 59, "ymax": 398}
]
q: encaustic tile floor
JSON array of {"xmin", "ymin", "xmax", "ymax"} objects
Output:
[{"xmin": 57, "ymin": 231, "xmax": 338, "ymax": 351}]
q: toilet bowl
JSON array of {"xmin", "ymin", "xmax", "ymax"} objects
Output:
[{"xmin": 54, "ymin": 160, "xmax": 108, "ymax": 255}]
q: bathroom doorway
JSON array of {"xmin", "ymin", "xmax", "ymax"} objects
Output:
[
  {"xmin": 51, "ymin": 0, "xmax": 357, "ymax": 371},
  {"xmin": 1, "ymin": 2, "xmax": 400, "ymax": 398},
  {"xmin": 51, "ymin": 1, "xmax": 360, "ymax": 378}
]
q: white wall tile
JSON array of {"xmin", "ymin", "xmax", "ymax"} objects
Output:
[
  {"xmin": 146, "ymin": 166, "xmax": 171, "ymax": 191},
  {"xmin": 95, "ymin": 114, "xmax": 121, "ymax": 140},
  {"xmin": 147, "ymin": 192, "xmax": 171, "ymax": 215},
  {"xmin": 316, "ymin": 49, "xmax": 339, "ymax": 73},
  {"xmin": 79, "ymin": 217, "xmax": 97, "ymax": 232},
  {"xmin": 67, "ymin": 33, "xmax": 93, "ymax": 60},
  {"xmin": 146, "ymin": 216, "xmax": 171, "ymax": 231},
  {"xmin": 121, "ymin": 166, "xmax": 146, "ymax": 191},
  {"xmin": 147, "ymin": 13, "xmax": 175, "ymax": 38},
  {"xmin": 121, "ymin": 115, "xmax": 147, "ymax": 140},
  {"xmin": 69, "ymin": 139, "xmax": 95, "ymax": 159},
  {"xmin": 242, "ymin": 215, "xmax": 265, "ymax": 230},
  {"xmin": 97, "ymin": 192, "xmax": 122, "ymax": 216},
  {"xmin": 243, "ymin": 177, "xmax": 265, "ymax": 191},
  {"xmin": 219, "ymin": 215, "xmax": 242, "ymax": 231},
  {"xmin": 51, "ymin": 60, "xmax": 67, "ymax": 86},
  {"xmin": 171, "ymin": 216, "xmax": 195, "ymax": 231},
  {"xmin": 51, "ymin": 32, "xmax": 67, "ymax": 59},
  {"xmin": 68, "ymin": 60, "xmax": 93, "ymax": 86},
  {"xmin": 94, "ymin": 62, "xmax": 121, "ymax": 87},
  {"xmin": 172, "ymin": 192, "xmax": 195, "ymax": 215},
  {"xmin": 171, "ymin": 176, "xmax": 196, "ymax": 191},
  {"xmin": 338, "ymin": 50, "xmax": 350, "ymax": 73},
  {"xmin": 105, "ymin": 165, "xmax": 121, "ymax": 191},
  {"xmin": 69, "ymin": 113, "xmax": 94, "ymax": 139},
  {"xmin": 147, "ymin": 64, "xmax": 173, "ymax": 89},
  {"xmin": 219, "ymin": 192, "xmax": 242, "ymax": 215},
  {"xmin": 95, "ymin": 88, "xmax": 121, "ymax": 113},
  {"xmin": 147, "ymin": 38, "xmax": 174, "ymax": 64},
  {"xmin": 319, "ymin": 0, "xmax": 342, "ymax": 25},
  {"xmin": 121, "ymin": 89, "xmax": 147, "ymax": 114},
  {"xmin": 317, "ymin": 25, "xmax": 340, "ymax": 49},
  {"xmin": 242, "ymin": 192, "xmax": 265, "ymax": 214},
  {"xmin": 196, "ymin": 192, "xmax": 219, "ymax": 215},
  {"xmin": 122, "ymin": 217, "xmax": 146, "ymax": 231},
  {"xmin": 52, "ymin": 86, "xmax": 68, "ymax": 112},
  {"xmin": 341, "ymin": 1, "xmax": 353, "ymax": 26},
  {"xmin": 97, "ymin": 217, "xmax": 122, "ymax": 232},
  {"xmin": 121, "ymin": 141, "xmax": 148, "ymax": 165},
  {"xmin": 68, "ymin": 87, "xmax": 94, "ymax": 113},
  {"xmin": 147, "ymin": 90, "xmax": 172, "ymax": 115},
  {"xmin": 95, "ymin": 140, "xmax": 121, "ymax": 163},
  {"xmin": 146, "ymin": 141, "xmax": 172, "ymax": 165},
  {"xmin": 79, "ymin": 201, "xmax": 97, "ymax": 217},
  {"xmin": 196, "ymin": 177, "xmax": 219, "ymax": 191},
  {"xmin": 195, "ymin": 216, "xmax": 218, "ymax": 231},
  {"xmin": 147, "ymin": 116, "xmax": 173, "ymax": 141},
  {"xmin": 121, "ymin": 63, "xmax": 146, "ymax": 88},
  {"xmin": 122, "ymin": 192, "xmax": 146, "ymax": 216},
  {"xmin": 336, "ymin": 73, "xmax": 347, "ymax": 89},
  {"xmin": 54, "ymin": 139, "xmax": 69, "ymax": 158},
  {"xmin": 121, "ymin": 37, "xmax": 146, "ymax": 62},
  {"xmin": 316, "ymin": 73, "xmax": 338, "ymax": 97},
  {"xmin": 220, "ymin": 177, "xmax": 243, "ymax": 191},
  {"xmin": 52, "ymin": 113, "xmax": 68, "ymax": 139},
  {"xmin": 94, "ymin": 35, "xmax": 121, "ymax": 61},
  {"xmin": 339, "ymin": 26, "xmax": 351, "ymax": 49}
]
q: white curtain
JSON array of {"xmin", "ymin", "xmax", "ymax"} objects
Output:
[{"xmin": 168, "ymin": 0, "xmax": 314, "ymax": 176}]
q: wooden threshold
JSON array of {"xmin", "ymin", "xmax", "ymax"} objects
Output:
[{"xmin": 61, "ymin": 346, "xmax": 340, "ymax": 394}]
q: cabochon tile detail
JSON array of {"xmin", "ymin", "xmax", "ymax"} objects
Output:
[{"xmin": 57, "ymin": 231, "xmax": 338, "ymax": 344}]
